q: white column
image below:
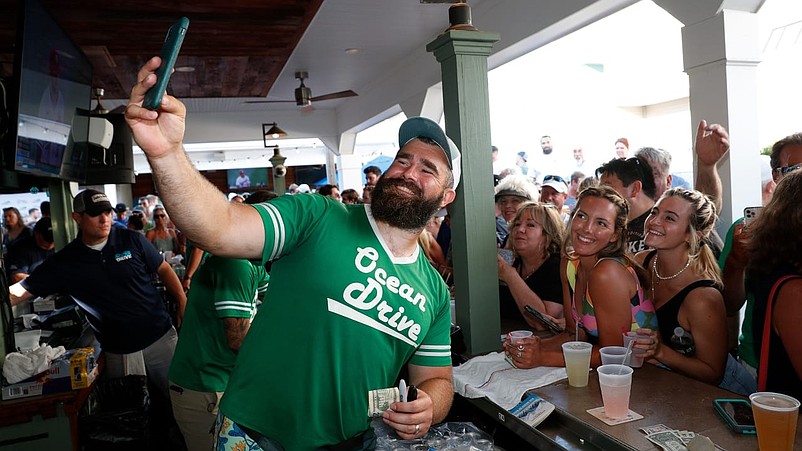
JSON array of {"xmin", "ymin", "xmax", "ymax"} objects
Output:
[
  {"xmin": 682, "ymin": 9, "xmax": 761, "ymax": 235},
  {"xmin": 338, "ymin": 154, "xmax": 364, "ymax": 192}
]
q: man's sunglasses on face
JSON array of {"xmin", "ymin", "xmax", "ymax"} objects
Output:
[{"xmin": 777, "ymin": 164, "xmax": 802, "ymax": 178}]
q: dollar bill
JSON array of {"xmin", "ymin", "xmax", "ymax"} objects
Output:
[
  {"xmin": 367, "ymin": 387, "xmax": 399, "ymax": 417},
  {"xmin": 640, "ymin": 424, "xmax": 672, "ymax": 435},
  {"xmin": 677, "ymin": 430, "xmax": 696, "ymax": 445},
  {"xmin": 646, "ymin": 431, "xmax": 688, "ymax": 451}
]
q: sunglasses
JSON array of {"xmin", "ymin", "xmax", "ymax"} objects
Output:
[
  {"xmin": 777, "ymin": 164, "xmax": 802, "ymax": 178},
  {"xmin": 543, "ymin": 175, "xmax": 566, "ymax": 184},
  {"xmin": 154, "ymin": 214, "xmax": 166, "ymax": 218}
]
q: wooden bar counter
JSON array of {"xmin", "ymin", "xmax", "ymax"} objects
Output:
[{"xmin": 460, "ymin": 363, "xmax": 802, "ymax": 450}]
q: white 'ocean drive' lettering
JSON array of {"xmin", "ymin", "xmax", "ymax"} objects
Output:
[{"xmin": 326, "ymin": 246, "xmax": 427, "ymax": 344}]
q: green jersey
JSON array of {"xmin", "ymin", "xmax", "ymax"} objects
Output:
[
  {"xmin": 169, "ymin": 256, "xmax": 269, "ymax": 392},
  {"xmin": 219, "ymin": 194, "xmax": 452, "ymax": 450}
]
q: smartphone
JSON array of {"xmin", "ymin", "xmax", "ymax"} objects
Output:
[
  {"xmin": 743, "ymin": 206, "xmax": 762, "ymax": 229},
  {"xmin": 524, "ymin": 305, "xmax": 563, "ymax": 334},
  {"xmin": 143, "ymin": 17, "xmax": 190, "ymax": 110},
  {"xmin": 497, "ymin": 249, "xmax": 514, "ymax": 265},
  {"xmin": 713, "ymin": 398, "xmax": 756, "ymax": 435}
]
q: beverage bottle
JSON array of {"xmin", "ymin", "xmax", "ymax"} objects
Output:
[{"xmin": 670, "ymin": 326, "xmax": 695, "ymax": 356}]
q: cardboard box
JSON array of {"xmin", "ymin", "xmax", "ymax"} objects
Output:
[{"xmin": 2, "ymin": 344, "xmax": 101, "ymax": 400}]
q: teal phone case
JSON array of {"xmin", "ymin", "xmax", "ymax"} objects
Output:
[{"xmin": 143, "ymin": 17, "xmax": 189, "ymax": 110}]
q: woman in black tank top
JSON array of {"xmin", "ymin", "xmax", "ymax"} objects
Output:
[{"xmin": 633, "ymin": 188, "xmax": 730, "ymax": 388}]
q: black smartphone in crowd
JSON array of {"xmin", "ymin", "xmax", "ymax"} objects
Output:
[
  {"xmin": 143, "ymin": 17, "xmax": 190, "ymax": 110},
  {"xmin": 713, "ymin": 398, "xmax": 756, "ymax": 435},
  {"xmin": 524, "ymin": 305, "xmax": 563, "ymax": 334}
]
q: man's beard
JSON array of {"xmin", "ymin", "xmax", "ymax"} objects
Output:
[
  {"xmin": 370, "ymin": 178, "xmax": 444, "ymax": 232},
  {"xmin": 542, "ymin": 147, "xmax": 553, "ymax": 155}
]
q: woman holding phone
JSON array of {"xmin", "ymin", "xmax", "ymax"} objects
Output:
[
  {"xmin": 497, "ymin": 201, "xmax": 565, "ymax": 332},
  {"xmin": 746, "ymin": 170, "xmax": 802, "ymax": 399},
  {"xmin": 505, "ymin": 186, "xmax": 658, "ymax": 368}
]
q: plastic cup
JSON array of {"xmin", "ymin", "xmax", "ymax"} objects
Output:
[
  {"xmin": 599, "ymin": 346, "xmax": 629, "ymax": 366},
  {"xmin": 622, "ymin": 332, "xmax": 647, "ymax": 368},
  {"xmin": 597, "ymin": 364, "xmax": 633, "ymax": 419},
  {"xmin": 561, "ymin": 341, "xmax": 593, "ymax": 387},
  {"xmin": 14, "ymin": 329, "xmax": 41, "ymax": 351},
  {"xmin": 750, "ymin": 392, "xmax": 800, "ymax": 451},
  {"xmin": 508, "ymin": 330, "xmax": 533, "ymax": 343}
]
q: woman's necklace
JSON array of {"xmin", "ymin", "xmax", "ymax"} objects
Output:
[
  {"xmin": 652, "ymin": 254, "xmax": 691, "ymax": 281},
  {"xmin": 519, "ymin": 256, "xmax": 545, "ymax": 280}
]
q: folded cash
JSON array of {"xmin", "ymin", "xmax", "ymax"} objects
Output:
[
  {"xmin": 646, "ymin": 430, "xmax": 687, "ymax": 451},
  {"xmin": 367, "ymin": 387, "xmax": 399, "ymax": 418},
  {"xmin": 640, "ymin": 423, "xmax": 671, "ymax": 435}
]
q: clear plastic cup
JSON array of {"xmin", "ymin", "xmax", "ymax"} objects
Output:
[
  {"xmin": 622, "ymin": 332, "xmax": 647, "ymax": 368},
  {"xmin": 561, "ymin": 341, "xmax": 593, "ymax": 387},
  {"xmin": 599, "ymin": 346, "xmax": 629, "ymax": 365},
  {"xmin": 750, "ymin": 392, "xmax": 800, "ymax": 451},
  {"xmin": 508, "ymin": 330, "xmax": 533, "ymax": 343},
  {"xmin": 597, "ymin": 364, "xmax": 633, "ymax": 419}
]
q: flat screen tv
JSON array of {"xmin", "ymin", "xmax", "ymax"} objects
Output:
[
  {"xmin": 11, "ymin": 0, "xmax": 92, "ymax": 182},
  {"xmin": 227, "ymin": 168, "xmax": 269, "ymax": 190}
]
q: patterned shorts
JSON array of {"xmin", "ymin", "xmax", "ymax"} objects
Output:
[{"xmin": 213, "ymin": 414, "xmax": 285, "ymax": 451}]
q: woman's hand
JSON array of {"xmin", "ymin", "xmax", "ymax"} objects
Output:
[
  {"xmin": 635, "ymin": 328, "xmax": 662, "ymax": 360},
  {"xmin": 503, "ymin": 336, "xmax": 542, "ymax": 369},
  {"xmin": 497, "ymin": 255, "xmax": 516, "ymax": 283}
]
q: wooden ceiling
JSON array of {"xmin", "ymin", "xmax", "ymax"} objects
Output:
[{"xmin": 0, "ymin": 0, "xmax": 324, "ymax": 100}]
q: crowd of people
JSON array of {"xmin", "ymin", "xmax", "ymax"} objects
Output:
[
  {"xmin": 496, "ymin": 122, "xmax": 801, "ymax": 404},
  {"xmin": 2, "ymin": 53, "xmax": 800, "ymax": 451}
]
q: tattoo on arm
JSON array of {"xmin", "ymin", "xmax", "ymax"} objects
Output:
[{"xmin": 223, "ymin": 317, "xmax": 251, "ymax": 352}]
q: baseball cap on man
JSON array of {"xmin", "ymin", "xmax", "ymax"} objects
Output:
[
  {"xmin": 73, "ymin": 189, "xmax": 115, "ymax": 216},
  {"xmin": 115, "ymin": 202, "xmax": 128, "ymax": 212},
  {"xmin": 542, "ymin": 175, "xmax": 568, "ymax": 194},
  {"xmin": 34, "ymin": 217, "xmax": 54, "ymax": 243},
  {"xmin": 398, "ymin": 116, "xmax": 462, "ymax": 189}
]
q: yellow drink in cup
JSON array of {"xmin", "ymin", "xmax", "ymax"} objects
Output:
[
  {"xmin": 561, "ymin": 341, "xmax": 592, "ymax": 387},
  {"xmin": 749, "ymin": 392, "xmax": 799, "ymax": 451}
]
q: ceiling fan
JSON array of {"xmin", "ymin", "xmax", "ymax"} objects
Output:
[{"xmin": 245, "ymin": 71, "xmax": 358, "ymax": 107}]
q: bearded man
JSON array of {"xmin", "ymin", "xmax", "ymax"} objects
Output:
[{"xmin": 124, "ymin": 57, "xmax": 458, "ymax": 451}]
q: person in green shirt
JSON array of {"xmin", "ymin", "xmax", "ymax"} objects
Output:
[{"xmin": 126, "ymin": 61, "xmax": 460, "ymax": 450}]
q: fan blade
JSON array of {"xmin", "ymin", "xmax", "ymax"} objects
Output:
[
  {"xmin": 242, "ymin": 99, "xmax": 297, "ymax": 104},
  {"xmin": 310, "ymin": 90, "xmax": 358, "ymax": 102}
]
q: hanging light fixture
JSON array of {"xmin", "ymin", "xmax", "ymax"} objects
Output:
[{"xmin": 262, "ymin": 122, "xmax": 288, "ymax": 146}]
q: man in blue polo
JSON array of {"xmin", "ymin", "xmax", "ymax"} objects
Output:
[{"xmin": 9, "ymin": 189, "xmax": 186, "ymax": 397}]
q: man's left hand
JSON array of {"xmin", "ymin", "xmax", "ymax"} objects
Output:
[{"xmin": 382, "ymin": 389, "xmax": 434, "ymax": 440}]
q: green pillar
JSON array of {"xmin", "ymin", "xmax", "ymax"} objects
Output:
[
  {"xmin": 47, "ymin": 180, "xmax": 78, "ymax": 250},
  {"xmin": 428, "ymin": 29, "xmax": 500, "ymax": 354}
]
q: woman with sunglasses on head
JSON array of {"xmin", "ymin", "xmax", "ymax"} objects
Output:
[
  {"xmin": 505, "ymin": 186, "xmax": 657, "ymax": 369},
  {"xmin": 146, "ymin": 205, "xmax": 183, "ymax": 256},
  {"xmin": 497, "ymin": 202, "xmax": 565, "ymax": 332},
  {"xmin": 634, "ymin": 188, "xmax": 754, "ymax": 395}
]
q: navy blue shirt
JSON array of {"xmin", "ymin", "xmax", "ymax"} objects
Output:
[
  {"xmin": 22, "ymin": 227, "xmax": 171, "ymax": 353},
  {"xmin": 6, "ymin": 235, "xmax": 54, "ymax": 279}
]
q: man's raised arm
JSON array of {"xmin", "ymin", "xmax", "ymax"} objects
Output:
[
  {"xmin": 694, "ymin": 119, "xmax": 730, "ymax": 213},
  {"xmin": 125, "ymin": 57, "xmax": 264, "ymax": 259}
]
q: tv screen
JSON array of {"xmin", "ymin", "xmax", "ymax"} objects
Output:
[
  {"xmin": 12, "ymin": 0, "xmax": 92, "ymax": 182},
  {"xmin": 227, "ymin": 168, "xmax": 269, "ymax": 190}
]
